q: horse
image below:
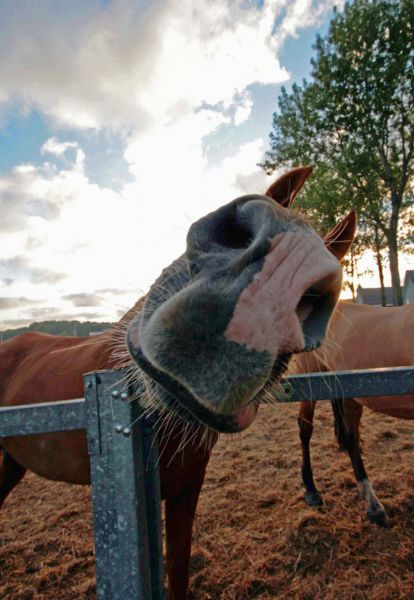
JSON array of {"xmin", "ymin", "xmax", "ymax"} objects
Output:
[
  {"xmin": 296, "ymin": 300, "xmax": 414, "ymax": 528},
  {"xmin": 0, "ymin": 166, "xmax": 355, "ymax": 599}
]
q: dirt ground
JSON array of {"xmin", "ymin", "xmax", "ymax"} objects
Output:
[{"xmin": 1, "ymin": 401, "xmax": 413, "ymax": 599}]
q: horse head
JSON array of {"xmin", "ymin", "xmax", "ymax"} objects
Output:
[{"xmin": 127, "ymin": 166, "xmax": 355, "ymax": 433}]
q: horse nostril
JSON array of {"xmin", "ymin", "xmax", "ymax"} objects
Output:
[
  {"xmin": 296, "ymin": 277, "xmax": 338, "ymax": 352},
  {"xmin": 216, "ymin": 217, "xmax": 253, "ymax": 249},
  {"xmin": 296, "ymin": 287, "xmax": 324, "ymax": 324}
]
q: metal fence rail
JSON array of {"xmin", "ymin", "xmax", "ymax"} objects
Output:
[
  {"xmin": 1, "ymin": 366, "xmax": 414, "ymax": 599},
  {"xmin": 274, "ymin": 366, "xmax": 414, "ymax": 403},
  {"xmin": 0, "ymin": 398, "xmax": 85, "ymax": 436}
]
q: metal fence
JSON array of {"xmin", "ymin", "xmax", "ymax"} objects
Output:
[
  {"xmin": 1, "ymin": 366, "xmax": 414, "ymax": 599},
  {"xmin": 1, "ymin": 369, "xmax": 165, "ymax": 600}
]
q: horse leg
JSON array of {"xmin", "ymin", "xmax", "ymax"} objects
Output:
[
  {"xmin": 0, "ymin": 447, "xmax": 27, "ymax": 509},
  {"xmin": 165, "ymin": 477, "xmax": 204, "ymax": 600},
  {"xmin": 298, "ymin": 400, "xmax": 323, "ymax": 506},
  {"xmin": 334, "ymin": 398, "xmax": 389, "ymax": 527}
]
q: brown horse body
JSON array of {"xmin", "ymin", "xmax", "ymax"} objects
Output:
[
  {"xmin": 297, "ymin": 301, "xmax": 414, "ymax": 526},
  {"xmin": 0, "ymin": 323, "xmax": 213, "ymax": 598},
  {"xmin": 0, "ymin": 167, "xmax": 354, "ymax": 598}
]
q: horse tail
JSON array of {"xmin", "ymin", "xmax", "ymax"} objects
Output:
[{"xmin": 331, "ymin": 398, "xmax": 348, "ymax": 451}]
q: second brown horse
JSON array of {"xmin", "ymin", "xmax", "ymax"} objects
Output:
[{"xmin": 297, "ymin": 300, "xmax": 414, "ymax": 527}]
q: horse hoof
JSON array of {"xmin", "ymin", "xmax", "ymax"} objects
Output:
[
  {"xmin": 368, "ymin": 509, "xmax": 390, "ymax": 528},
  {"xmin": 304, "ymin": 490, "xmax": 323, "ymax": 507}
]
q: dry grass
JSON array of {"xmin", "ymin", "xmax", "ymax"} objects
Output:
[{"xmin": 1, "ymin": 402, "xmax": 413, "ymax": 598}]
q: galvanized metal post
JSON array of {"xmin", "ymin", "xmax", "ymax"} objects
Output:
[
  {"xmin": 142, "ymin": 413, "xmax": 166, "ymax": 599},
  {"xmin": 85, "ymin": 371, "xmax": 118, "ymax": 599},
  {"xmin": 84, "ymin": 370, "xmax": 165, "ymax": 599}
]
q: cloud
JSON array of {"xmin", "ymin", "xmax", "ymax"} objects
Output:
[
  {"xmin": 41, "ymin": 137, "xmax": 78, "ymax": 157},
  {"xmin": 0, "ymin": 134, "xmax": 276, "ymax": 325},
  {"xmin": 0, "ymin": 1, "xmax": 336, "ymax": 132},
  {"xmin": 233, "ymin": 91, "xmax": 254, "ymax": 126},
  {"xmin": 0, "ymin": 256, "xmax": 66, "ymax": 284},
  {"xmin": 94, "ymin": 287, "xmax": 133, "ymax": 296},
  {"xmin": 0, "ymin": 0, "xmax": 341, "ymax": 327},
  {"xmin": 0, "ymin": 296, "xmax": 43, "ymax": 310},
  {"xmin": 0, "ymin": 317, "xmax": 36, "ymax": 329},
  {"xmin": 275, "ymin": 0, "xmax": 345, "ymax": 44},
  {"xmin": 41, "ymin": 137, "xmax": 86, "ymax": 170},
  {"xmin": 63, "ymin": 292, "xmax": 104, "ymax": 307},
  {"xmin": 0, "ymin": 155, "xmax": 88, "ymax": 232}
]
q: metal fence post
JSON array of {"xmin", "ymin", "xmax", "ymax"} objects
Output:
[
  {"xmin": 142, "ymin": 413, "xmax": 166, "ymax": 599},
  {"xmin": 84, "ymin": 369, "xmax": 165, "ymax": 599}
]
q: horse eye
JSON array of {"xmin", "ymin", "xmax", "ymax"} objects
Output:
[{"xmin": 215, "ymin": 217, "xmax": 253, "ymax": 249}]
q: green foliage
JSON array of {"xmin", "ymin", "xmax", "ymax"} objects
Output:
[
  {"xmin": 0, "ymin": 320, "xmax": 114, "ymax": 341},
  {"xmin": 262, "ymin": 0, "xmax": 414, "ymax": 304}
]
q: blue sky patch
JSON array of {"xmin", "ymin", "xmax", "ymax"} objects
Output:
[
  {"xmin": 203, "ymin": 17, "xmax": 332, "ymax": 166},
  {"xmin": 0, "ymin": 107, "xmax": 132, "ymax": 190}
]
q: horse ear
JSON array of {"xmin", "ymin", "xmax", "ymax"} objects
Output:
[
  {"xmin": 324, "ymin": 210, "xmax": 356, "ymax": 261},
  {"xmin": 265, "ymin": 165, "xmax": 313, "ymax": 208}
]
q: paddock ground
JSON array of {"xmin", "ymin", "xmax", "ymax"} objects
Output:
[{"xmin": 1, "ymin": 401, "xmax": 413, "ymax": 599}]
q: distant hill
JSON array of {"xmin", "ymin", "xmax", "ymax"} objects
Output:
[{"xmin": 0, "ymin": 320, "xmax": 115, "ymax": 342}]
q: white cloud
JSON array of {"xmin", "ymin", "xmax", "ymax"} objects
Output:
[
  {"xmin": 0, "ymin": 153, "xmax": 90, "ymax": 232},
  {"xmin": 0, "ymin": 0, "xmax": 337, "ymax": 132},
  {"xmin": 41, "ymin": 137, "xmax": 86, "ymax": 172},
  {"xmin": 0, "ymin": 0, "xmax": 343, "ymax": 327},
  {"xmin": 273, "ymin": 0, "xmax": 346, "ymax": 46},
  {"xmin": 233, "ymin": 92, "xmax": 254, "ymax": 126},
  {"xmin": 41, "ymin": 137, "xmax": 78, "ymax": 157},
  {"xmin": 0, "ymin": 132, "xmax": 275, "ymax": 326}
]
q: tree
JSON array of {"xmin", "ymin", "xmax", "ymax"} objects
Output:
[
  {"xmin": 262, "ymin": 0, "xmax": 414, "ymax": 304},
  {"xmin": 0, "ymin": 320, "xmax": 114, "ymax": 341}
]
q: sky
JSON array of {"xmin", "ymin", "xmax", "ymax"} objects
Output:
[{"xmin": 1, "ymin": 0, "xmax": 409, "ymax": 330}]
